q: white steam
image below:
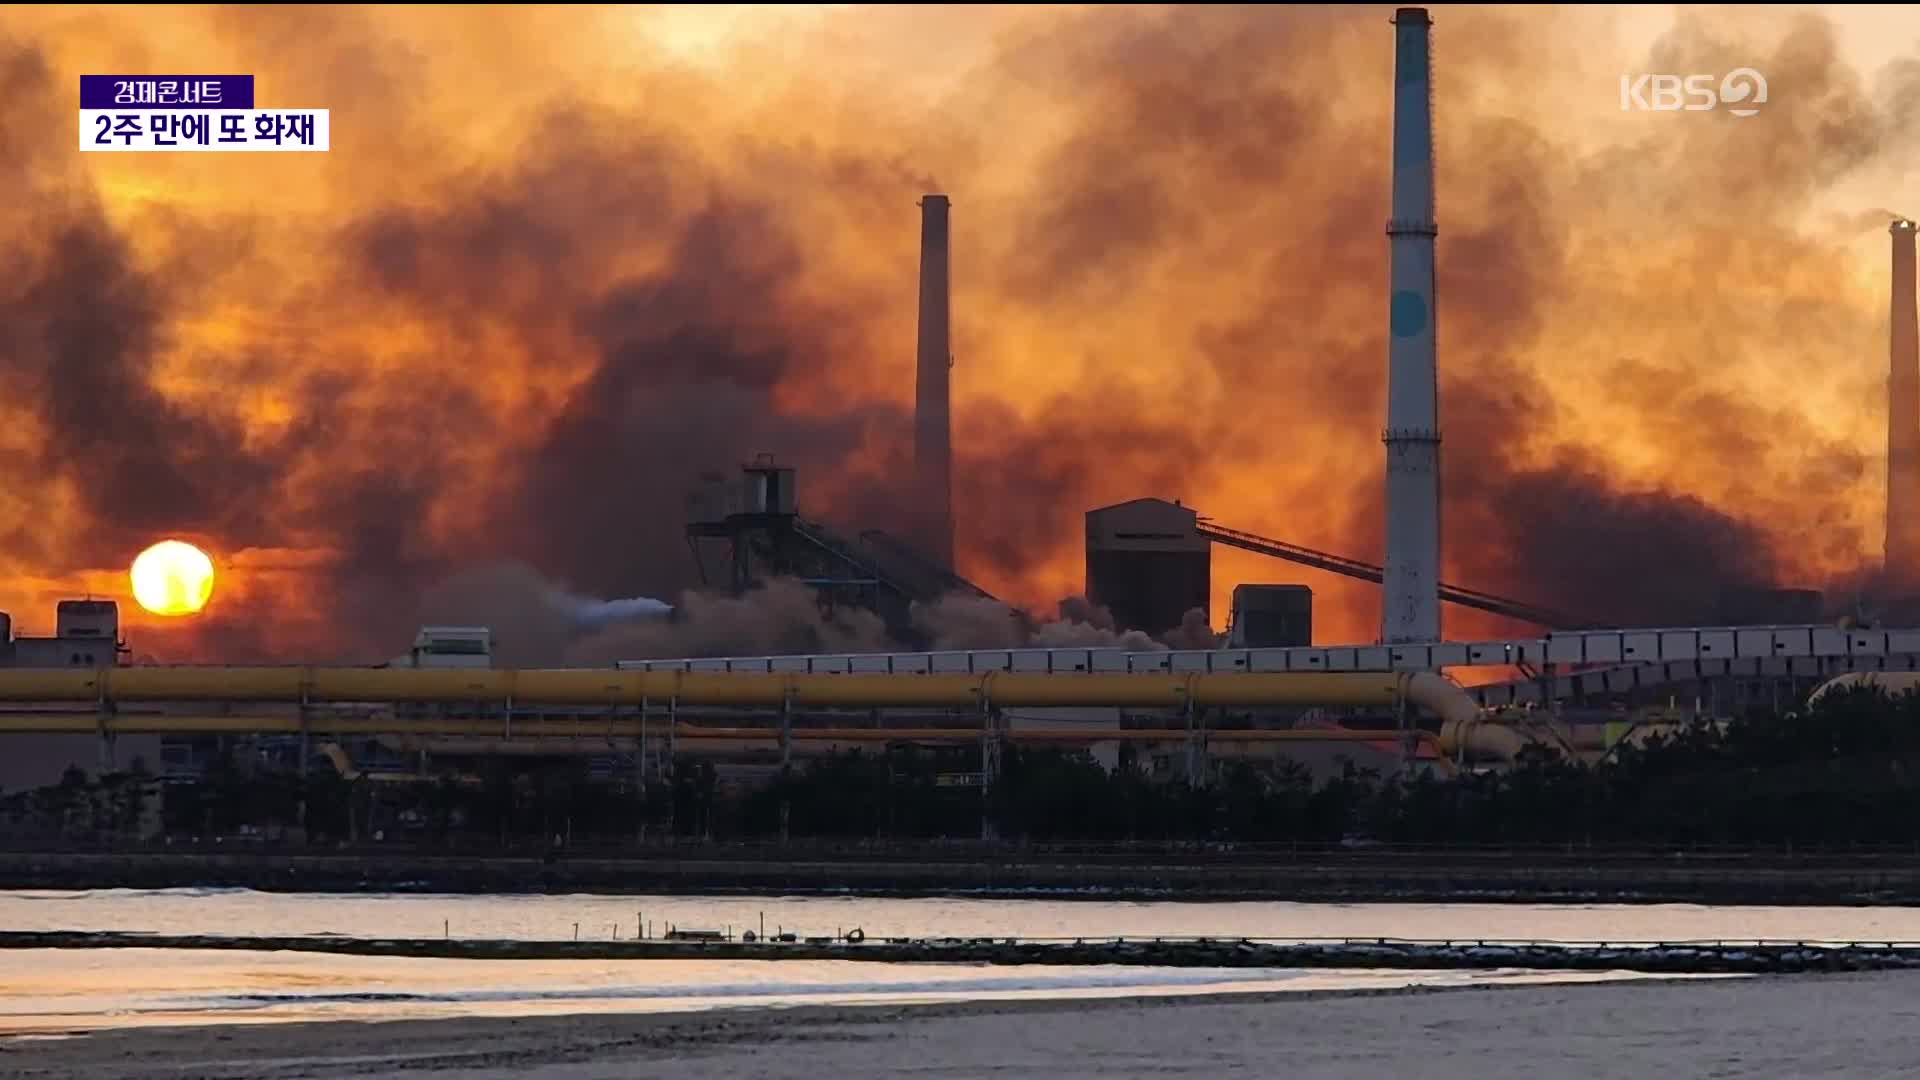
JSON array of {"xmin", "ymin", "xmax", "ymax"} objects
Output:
[{"xmin": 557, "ymin": 593, "xmax": 674, "ymax": 627}]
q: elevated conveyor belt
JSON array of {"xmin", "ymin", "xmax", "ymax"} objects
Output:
[
  {"xmin": 854, "ymin": 528, "xmax": 998, "ymax": 602},
  {"xmin": 791, "ymin": 519, "xmax": 999, "ymax": 604},
  {"xmin": 1194, "ymin": 519, "xmax": 1595, "ymax": 629}
]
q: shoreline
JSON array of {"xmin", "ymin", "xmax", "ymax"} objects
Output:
[
  {"xmin": 6, "ymin": 972, "xmax": 1918, "ymax": 1079},
  {"xmin": 11, "ymin": 848, "xmax": 1920, "ymax": 904}
]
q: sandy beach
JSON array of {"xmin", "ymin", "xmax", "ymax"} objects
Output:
[{"xmin": 6, "ymin": 972, "xmax": 1920, "ymax": 1079}]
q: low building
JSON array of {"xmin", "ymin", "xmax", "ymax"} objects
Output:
[
  {"xmin": 389, "ymin": 626, "xmax": 494, "ymax": 668},
  {"xmin": 1228, "ymin": 585, "xmax": 1313, "ymax": 648},
  {"xmin": 1, "ymin": 600, "xmax": 127, "ymax": 667}
]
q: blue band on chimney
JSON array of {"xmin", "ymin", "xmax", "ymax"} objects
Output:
[{"xmin": 1390, "ymin": 291, "xmax": 1428, "ymax": 337}]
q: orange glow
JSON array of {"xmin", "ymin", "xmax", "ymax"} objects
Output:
[{"xmin": 0, "ymin": 6, "xmax": 1907, "ymax": 661}]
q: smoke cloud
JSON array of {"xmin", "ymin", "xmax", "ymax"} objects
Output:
[
  {"xmin": 913, "ymin": 592, "xmax": 1170, "ymax": 653},
  {"xmin": 0, "ymin": 6, "xmax": 1913, "ymax": 659},
  {"xmin": 412, "ymin": 562, "xmax": 673, "ymax": 667},
  {"xmin": 566, "ymin": 578, "xmax": 894, "ymax": 667},
  {"xmin": 413, "ymin": 562, "xmax": 1187, "ymax": 665}
]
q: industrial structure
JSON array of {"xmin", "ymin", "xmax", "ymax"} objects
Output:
[
  {"xmin": 686, "ymin": 12, "xmax": 1686, "ymax": 659},
  {"xmin": 389, "ymin": 627, "xmax": 493, "ymax": 669},
  {"xmin": 0, "ymin": 601, "xmax": 126, "ymax": 668},
  {"xmin": 7, "ymin": 8, "xmax": 1920, "ymax": 809},
  {"xmin": 620, "ymin": 622, "xmax": 1920, "ymax": 706},
  {"xmin": 0, "ymin": 666, "xmax": 1474, "ymax": 715},
  {"xmin": 0, "ymin": 666, "xmax": 1474, "ymax": 790},
  {"xmin": 1085, "ymin": 497, "xmax": 1590, "ymax": 635},
  {"xmin": 4, "ymin": 619, "xmax": 1911, "ymax": 791},
  {"xmin": 1890, "ymin": 218, "xmax": 1919, "ymax": 600},
  {"xmin": 1228, "ymin": 586, "xmax": 1314, "ymax": 648},
  {"xmin": 678, "ymin": 195, "xmax": 968, "ymax": 641},
  {"xmin": 1381, "ymin": 6, "xmax": 1443, "ymax": 645},
  {"xmin": 914, "ymin": 194, "xmax": 955, "ymax": 573},
  {"xmin": 686, "ymin": 456, "xmax": 997, "ymax": 641},
  {"xmin": 0, "ymin": 601, "xmax": 147, "ymax": 792},
  {"xmin": 1084, "ymin": 499, "xmax": 1212, "ymax": 636}
]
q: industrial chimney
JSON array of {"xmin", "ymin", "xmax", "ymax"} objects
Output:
[
  {"xmin": 1382, "ymin": 7, "xmax": 1442, "ymax": 644},
  {"xmin": 1888, "ymin": 218, "xmax": 1920, "ymax": 593},
  {"xmin": 915, "ymin": 194, "xmax": 955, "ymax": 571}
]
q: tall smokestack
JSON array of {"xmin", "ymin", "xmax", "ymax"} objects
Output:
[
  {"xmin": 915, "ymin": 194, "xmax": 955, "ymax": 571},
  {"xmin": 1382, "ymin": 8, "xmax": 1441, "ymax": 644},
  {"xmin": 1888, "ymin": 218, "xmax": 1920, "ymax": 593}
]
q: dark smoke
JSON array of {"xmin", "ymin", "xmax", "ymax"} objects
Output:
[
  {"xmin": 912, "ymin": 592, "xmax": 1167, "ymax": 652},
  {"xmin": 0, "ymin": 48, "xmax": 270, "ymax": 572},
  {"xmin": 2, "ymin": 7, "xmax": 1915, "ymax": 661},
  {"xmin": 349, "ymin": 112, "xmax": 918, "ymax": 608}
]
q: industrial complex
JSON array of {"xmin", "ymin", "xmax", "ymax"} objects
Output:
[{"xmin": 2, "ymin": 8, "xmax": 1917, "ymax": 812}]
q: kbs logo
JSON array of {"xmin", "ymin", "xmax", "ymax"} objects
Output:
[{"xmin": 1619, "ymin": 69, "xmax": 1768, "ymax": 117}]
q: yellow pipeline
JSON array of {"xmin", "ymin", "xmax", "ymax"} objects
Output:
[
  {"xmin": 1437, "ymin": 714, "xmax": 1539, "ymax": 763},
  {"xmin": 0, "ymin": 667, "xmax": 1465, "ymax": 714},
  {"xmin": 367, "ymin": 727, "xmax": 1444, "ymax": 747},
  {"xmin": 0, "ymin": 714, "xmax": 1444, "ymax": 743},
  {"xmin": 0, "ymin": 714, "xmax": 1448, "ymax": 771}
]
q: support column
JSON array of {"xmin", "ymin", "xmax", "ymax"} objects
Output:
[
  {"xmin": 1183, "ymin": 697, "xmax": 1209, "ymax": 788},
  {"xmin": 980, "ymin": 702, "xmax": 1001, "ymax": 842}
]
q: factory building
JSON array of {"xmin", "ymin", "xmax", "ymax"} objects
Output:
[
  {"xmin": 0, "ymin": 601, "xmax": 155, "ymax": 795},
  {"xmin": 1228, "ymin": 585, "xmax": 1314, "ymax": 648},
  {"xmin": 1084, "ymin": 498, "xmax": 1210, "ymax": 637},
  {"xmin": 0, "ymin": 600, "xmax": 127, "ymax": 668}
]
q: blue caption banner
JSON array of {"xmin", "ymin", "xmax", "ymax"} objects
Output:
[{"xmin": 80, "ymin": 75, "xmax": 254, "ymax": 110}]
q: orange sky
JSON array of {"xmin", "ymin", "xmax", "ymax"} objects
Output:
[{"xmin": 1, "ymin": 4, "xmax": 1916, "ymax": 660}]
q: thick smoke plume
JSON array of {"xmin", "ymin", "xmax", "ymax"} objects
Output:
[
  {"xmin": 912, "ymin": 592, "xmax": 1178, "ymax": 653},
  {"xmin": 0, "ymin": 7, "xmax": 1914, "ymax": 659},
  {"xmin": 414, "ymin": 562, "xmax": 1192, "ymax": 666}
]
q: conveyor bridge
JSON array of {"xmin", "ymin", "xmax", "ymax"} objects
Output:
[{"xmin": 1193, "ymin": 518, "xmax": 1596, "ymax": 629}]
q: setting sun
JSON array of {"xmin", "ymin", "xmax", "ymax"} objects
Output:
[{"xmin": 129, "ymin": 540, "xmax": 216, "ymax": 617}]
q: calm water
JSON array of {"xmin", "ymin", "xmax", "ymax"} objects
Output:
[{"xmin": 8, "ymin": 889, "xmax": 1894, "ymax": 1034}]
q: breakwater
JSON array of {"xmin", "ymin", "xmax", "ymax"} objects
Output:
[{"xmin": 7, "ymin": 930, "xmax": 1920, "ymax": 974}]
